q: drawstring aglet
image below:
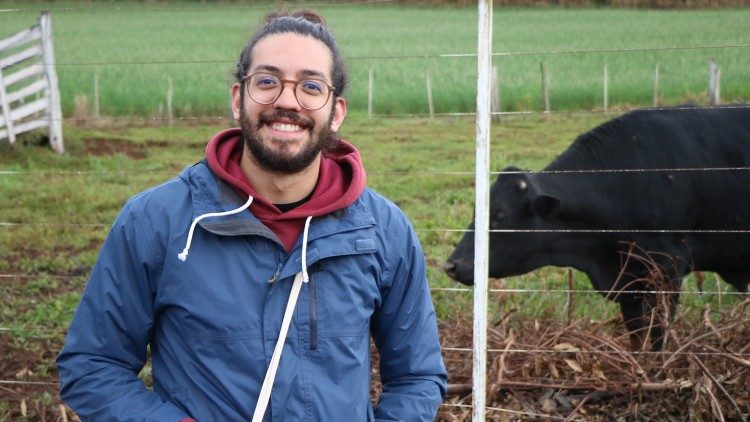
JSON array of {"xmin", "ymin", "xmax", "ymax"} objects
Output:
[{"xmin": 177, "ymin": 195, "xmax": 253, "ymax": 262}]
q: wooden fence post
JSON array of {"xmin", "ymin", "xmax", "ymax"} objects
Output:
[
  {"xmin": 426, "ymin": 73, "xmax": 434, "ymax": 120},
  {"xmin": 540, "ymin": 61, "xmax": 550, "ymax": 114},
  {"xmin": 39, "ymin": 11, "xmax": 63, "ymax": 153},
  {"xmin": 490, "ymin": 65, "xmax": 500, "ymax": 123},
  {"xmin": 603, "ymin": 63, "xmax": 609, "ymax": 112},
  {"xmin": 167, "ymin": 76, "xmax": 174, "ymax": 126},
  {"xmin": 653, "ymin": 64, "xmax": 659, "ymax": 108},
  {"xmin": 94, "ymin": 71, "xmax": 100, "ymax": 118},
  {"xmin": 708, "ymin": 58, "xmax": 720, "ymax": 106},
  {"xmin": 368, "ymin": 68, "xmax": 373, "ymax": 118}
]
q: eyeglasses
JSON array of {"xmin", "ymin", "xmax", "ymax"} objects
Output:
[{"xmin": 242, "ymin": 72, "xmax": 336, "ymax": 111}]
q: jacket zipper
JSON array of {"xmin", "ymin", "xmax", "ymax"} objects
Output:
[
  {"xmin": 309, "ymin": 264, "xmax": 319, "ymax": 351},
  {"xmin": 267, "ymin": 262, "xmax": 283, "ymax": 284}
]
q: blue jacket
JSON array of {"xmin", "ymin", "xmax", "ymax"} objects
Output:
[{"xmin": 57, "ymin": 161, "xmax": 447, "ymax": 421}]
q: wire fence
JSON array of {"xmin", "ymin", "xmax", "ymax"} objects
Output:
[{"xmin": 2, "ymin": 4, "xmax": 750, "ymax": 421}]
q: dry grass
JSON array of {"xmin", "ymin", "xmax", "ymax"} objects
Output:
[{"xmin": 437, "ymin": 299, "xmax": 750, "ymax": 421}]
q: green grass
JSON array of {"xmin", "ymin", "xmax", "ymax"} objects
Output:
[{"xmin": 0, "ymin": 2, "xmax": 748, "ymax": 116}]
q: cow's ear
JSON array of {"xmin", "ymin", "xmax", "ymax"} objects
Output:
[{"xmin": 532, "ymin": 194, "xmax": 561, "ymax": 220}]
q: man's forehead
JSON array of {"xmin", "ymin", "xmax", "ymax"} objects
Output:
[{"xmin": 250, "ymin": 32, "xmax": 333, "ymax": 79}]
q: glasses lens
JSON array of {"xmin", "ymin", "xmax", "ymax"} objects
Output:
[
  {"xmin": 247, "ymin": 73, "xmax": 281, "ymax": 105},
  {"xmin": 295, "ymin": 79, "xmax": 330, "ymax": 110}
]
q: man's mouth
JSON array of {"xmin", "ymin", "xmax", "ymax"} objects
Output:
[{"xmin": 269, "ymin": 122, "xmax": 304, "ymax": 133}]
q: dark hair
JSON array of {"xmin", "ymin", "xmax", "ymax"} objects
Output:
[{"xmin": 234, "ymin": 9, "xmax": 348, "ymax": 97}]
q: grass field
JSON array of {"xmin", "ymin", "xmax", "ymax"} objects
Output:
[{"xmin": 0, "ymin": 2, "xmax": 749, "ymax": 116}]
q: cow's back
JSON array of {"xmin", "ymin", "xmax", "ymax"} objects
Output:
[{"xmin": 543, "ymin": 105, "xmax": 750, "ymax": 275}]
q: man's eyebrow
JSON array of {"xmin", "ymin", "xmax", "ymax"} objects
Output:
[
  {"xmin": 251, "ymin": 65, "xmax": 330, "ymax": 82},
  {"xmin": 298, "ymin": 69, "xmax": 327, "ymax": 79},
  {"xmin": 252, "ymin": 64, "xmax": 281, "ymax": 73}
]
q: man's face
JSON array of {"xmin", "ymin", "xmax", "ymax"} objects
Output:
[{"xmin": 231, "ymin": 32, "xmax": 346, "ymax": 174}]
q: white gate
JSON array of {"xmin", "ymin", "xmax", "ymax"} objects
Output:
[{"xmin": 0, "ymin": 11, "xmax": 63, "ymax": 153}]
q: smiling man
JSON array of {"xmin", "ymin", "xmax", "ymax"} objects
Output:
[{"xmin": 57, "ymin": 9, "xmax": 447, "ymax": 422}]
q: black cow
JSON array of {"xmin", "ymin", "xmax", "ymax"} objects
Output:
[{"xmin": 444, "ymin": 106, "xmax": 750, "ymax": 350}]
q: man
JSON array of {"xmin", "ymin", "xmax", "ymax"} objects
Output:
[{"xmin": 57, "ymin": 9, "xmax": 447, "ymax": 422}]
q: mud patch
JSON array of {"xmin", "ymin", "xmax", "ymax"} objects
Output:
[{"xmin": 83, "ymin": 138, "xmax": 147, "ymax": 159}]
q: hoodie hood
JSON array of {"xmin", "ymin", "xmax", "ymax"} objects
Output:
[{"xmin": 205, "ymin": 127, "xmax": 366, "ymax": 252}]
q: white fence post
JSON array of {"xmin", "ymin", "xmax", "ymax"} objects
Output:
[
  {"xmin": 0, "ymin": 12, "xmax": 63, "ymax": 152},
  {"xmin": 39, "ymin": 11, "xmax": 64, "ymax": 153},
  {"xmin": 474, "ymin": 0, "xmax": 493, "ymax": 421}
]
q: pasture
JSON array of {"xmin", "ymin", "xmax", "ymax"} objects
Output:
[{"xmin": 1, "ymin": 1, "xmax": 749, "ymax": 420}]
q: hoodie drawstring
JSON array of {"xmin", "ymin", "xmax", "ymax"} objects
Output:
[
  {"xmin": 177, "ymin": 195, "xmax": 254, "ymax": 262},
  {"xmin": 252, "ymin": 216, "xmax": 312, "ymax": 422}
]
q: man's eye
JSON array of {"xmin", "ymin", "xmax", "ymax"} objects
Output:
[
  {"xmin": 256, "ymin": 77, "xmax": 278, "ymax": 88},
  {"xmin": 300, "ymin": 80, "xmax": 324, "ymax": 94}
]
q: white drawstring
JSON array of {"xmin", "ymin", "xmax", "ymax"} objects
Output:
[
  {"xmin": 300, "ymin": 216, "xmax": 312, "ymax": 283},
  {"xmin": 177, "ymin": 195, "xmax": 254, "ymax": 261},
  {"xmin": 252, "ymin": 216, "xmax": 313, "ymax": 422}
]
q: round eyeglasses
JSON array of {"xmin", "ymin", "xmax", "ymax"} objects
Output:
[{"xmin": 243, "ymin": 72, "xmax": 336, "ymax": 111}]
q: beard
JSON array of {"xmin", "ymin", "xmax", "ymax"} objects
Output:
[{"xmin": 240, "ymin": 103, "xmax": 337, "ymax": 174}]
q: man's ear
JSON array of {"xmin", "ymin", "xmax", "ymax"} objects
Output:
[
  {"xmin": 231, "ymin": 83, "xmax": 242, "ymax": 121},
  {"xmin": 330, "ymin": 96, "xmax": 347, "ymax": 132},
  {"xmin": 532, "ymin": 194, "xmax": 561, "ymax": 220}
]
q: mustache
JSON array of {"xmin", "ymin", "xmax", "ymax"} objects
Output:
[{"xmin": 257, "ymin": 110, "xmax": 313, "ymax": 129}]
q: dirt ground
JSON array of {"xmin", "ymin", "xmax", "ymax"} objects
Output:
[{"xmin": 2, "ymin": 302, "xmax": 749, "ymax": 421}]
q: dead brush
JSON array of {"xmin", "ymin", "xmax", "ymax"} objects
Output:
[
  {"xmin": 606, "ymin": 241, "xmax": 689, "ymax": 350},
  {"xmin": 437, "ymin": 257, "xmax": 750, "ymax": 420}
]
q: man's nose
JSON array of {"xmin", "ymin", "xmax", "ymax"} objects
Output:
[{"xmin": 274, "ymin": 83, "xmax": 301, "ymax": 111}]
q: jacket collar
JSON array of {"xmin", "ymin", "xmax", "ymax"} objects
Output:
[{"xmin": 179, "ymin": 161, "xmax": 376, "ymax": 259}]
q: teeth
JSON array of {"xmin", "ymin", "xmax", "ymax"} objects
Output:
[{"xmin": 270, "ymin": 122, "xmax": 302, "ymax": 132}]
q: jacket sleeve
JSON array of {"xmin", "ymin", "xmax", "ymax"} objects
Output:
[
  {"xmin": 371, "ymin": 217, "xmax": 448, "ymax": 421},
  {"xmin": 56, "ymin": 203, "xmax": 190, "ymax": 421}
]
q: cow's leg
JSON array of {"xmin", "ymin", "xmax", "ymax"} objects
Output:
[
  {"xmin": 619, "ymin": 276, "xmax": 681, "ymax": 351},
  {"xmin": 642, "ymin": 255, "xmax": 683, "ymax": 350},
  {"xmin": 619, "ymin": 295, "xmax": 654, "ymax": 351}
]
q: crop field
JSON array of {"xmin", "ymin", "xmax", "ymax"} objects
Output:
[
  {"xmin": 1, "ymin": 1, "xmax": 749, "ymax": 420},
  {"xmin": 0, "ymin": 2, "xmax": 749, "ymax": 116}
]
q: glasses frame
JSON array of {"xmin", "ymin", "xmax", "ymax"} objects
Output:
[{"xmin": 242, "ymin": 72, "xmax": 336, "ymax": 111}]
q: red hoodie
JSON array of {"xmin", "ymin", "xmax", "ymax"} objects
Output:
[{"xmin": 206, "ymin": 128, "xmax": 366, "ymax": 253}]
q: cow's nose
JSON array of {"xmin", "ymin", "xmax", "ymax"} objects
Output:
[{"xmin": 444, "ymin": 261, "xmax": 457, "ymax": 277}]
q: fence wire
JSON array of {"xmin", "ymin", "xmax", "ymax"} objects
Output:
[
  {"xmin": 4, "ymin": 43, "xmax": 746, "ymax": 66},
  {"xmin": 2, "ymin": 271, "xmax": 748, "ymax": 298},
  {"xmin": 441, "ymin": 347, "xmax": 750, "ymax": 357},
  {"xmin": 1, "ymin": 104, "xmax": 748, "ymax": 124}
]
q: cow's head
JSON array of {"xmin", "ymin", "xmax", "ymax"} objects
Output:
[{"xmin": 444, "ymin": 166, "xmax": 561, "ymax": 285}]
